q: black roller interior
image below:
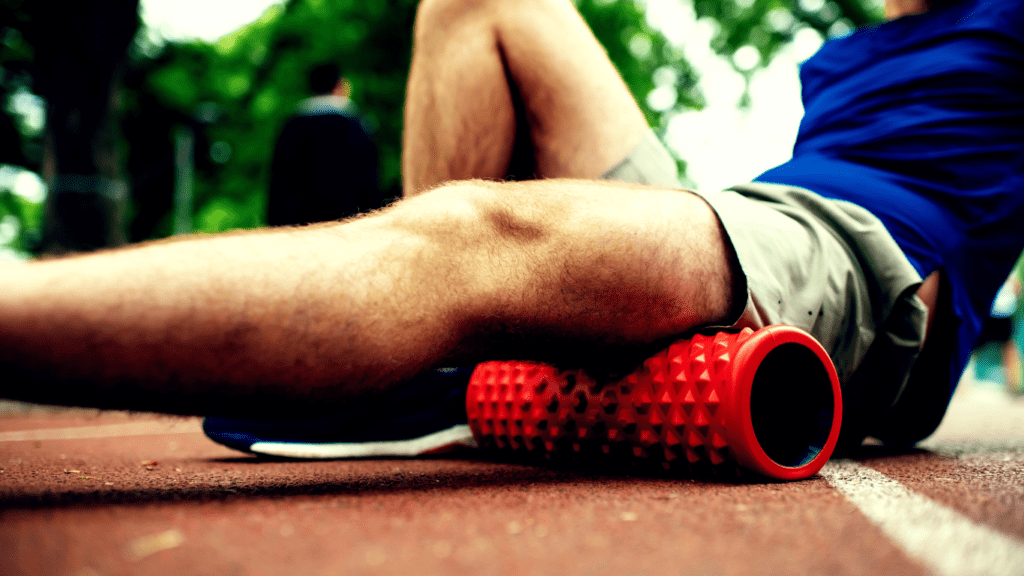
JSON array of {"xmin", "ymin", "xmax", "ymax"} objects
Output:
[{"xmin": 749, "ymin": 343, "xmax": 836, "ymax": 468}]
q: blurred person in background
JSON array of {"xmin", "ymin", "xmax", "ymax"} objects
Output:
[{"xmin": 267, "ymin": 63, "xmax": 382, "ymax": 227}]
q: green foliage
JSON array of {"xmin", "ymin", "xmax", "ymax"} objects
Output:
[
  {"xmin": 693, "ymin": 0, "xmax": 881, "ymax": 65},
  {"xmin": 0, "ymin": 187, "xmax": 42, "ymax": 255},
  {"xmin": 579, "ymin": 0, "xmax": 703, "ymax": 127},
  {"xmin": 0, "ymin": 0, "xmax": 43, "ymax": 169}
]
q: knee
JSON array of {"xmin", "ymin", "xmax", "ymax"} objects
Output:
[
  {"xmin": 414, "ymin": 0, "xmax": 561, "ymax": 42},
  {"xmin": 387, "ymin": 181, "xmax": 483, "ymax": 235},
  {"xmin": 413, "ymin": 0, "xmax": 492, "ymax": 42},
  {"xmin": 387, "ymin": 180, "xmax": 556, "ymax": 248}
]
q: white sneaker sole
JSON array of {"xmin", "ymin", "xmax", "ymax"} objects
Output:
[{"xmin": 247, "ymin": 424, "xmax": 478, "ymax": 459}]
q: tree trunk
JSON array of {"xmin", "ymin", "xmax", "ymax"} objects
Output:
[{"xmin": 34, "ymin": 0, "xmax": 139, "ymax": 254}]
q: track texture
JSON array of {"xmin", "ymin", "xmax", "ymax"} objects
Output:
[{"xmin": 1, "ymin": 375, "xmax": 1022, "ymax": 576}]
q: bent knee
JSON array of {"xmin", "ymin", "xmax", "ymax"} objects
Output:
[
  {"xmin": 413, "ymin": 0, "xmax": 493, "ymax": 42},
  {"xmin": 388, "ymin": 180, "xmax": 557, "ymax": 247},
  {"xmin": 414, "ymin": 0, "xmax": 568, "ymax": 42}
]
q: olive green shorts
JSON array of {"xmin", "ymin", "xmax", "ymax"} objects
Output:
[{"xmin": 603, "ymin": 129, "xmax": 928, "ymax": 398}]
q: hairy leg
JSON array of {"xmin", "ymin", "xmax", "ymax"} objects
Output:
[
  {"xmin": 402, "ymin": 0, "xmax": 649, "ymax": 194},
  {"xmin": 0, "ymin": 180, "xmax": 738, "ymax": 416}
]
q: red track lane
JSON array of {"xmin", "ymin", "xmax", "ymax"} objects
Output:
[{"xmin": 1, "ymin": 376, "xmax": 1022, "ymax": 576}]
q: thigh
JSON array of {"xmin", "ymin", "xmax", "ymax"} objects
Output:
[
  {"xmin": 396, "ymin": 178, "xmax": 742, "ymax": 364},
  {"xmin": 493, "ymin": 0, "xmax": 650, "ymax": 179}
]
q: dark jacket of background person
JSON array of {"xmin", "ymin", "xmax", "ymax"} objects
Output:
[{"xmin": 267, "ymin": 93, "xmax": 381, "ymax": 227}]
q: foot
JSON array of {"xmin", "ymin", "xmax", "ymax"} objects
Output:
[{"xmin": 203, "ymin": 368, "xmax": 477, "ymax": 458}]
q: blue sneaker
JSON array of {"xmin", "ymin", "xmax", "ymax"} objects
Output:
[{"xmin": 202, "ymin": 367, "xmax": 477, "ymax": 458}]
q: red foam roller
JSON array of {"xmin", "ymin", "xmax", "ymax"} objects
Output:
[{"xmin": 466, "ymin": 325, "xmax": 842, "ymax": 481}]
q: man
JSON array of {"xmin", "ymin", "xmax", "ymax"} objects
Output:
[
  {"xmin": 1, "ymin": 0, "xmax": 1021, "ymax": 470},
  {"xmin": 267, "ymin": 63, "xmax": 382, "ymax": 226}
]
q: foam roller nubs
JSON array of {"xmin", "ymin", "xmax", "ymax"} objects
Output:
[{"xmin": 466, "ymin": 325, "xmax": 842, "ymax": 481}]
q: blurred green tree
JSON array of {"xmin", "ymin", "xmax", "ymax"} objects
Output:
[{"xmin": 2, "ymin": 0, "xmax": 884, "ymax": 252}]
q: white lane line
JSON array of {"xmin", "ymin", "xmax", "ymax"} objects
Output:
[
  {"xmin": 0, "ymin": 420, "xmax": 201, "ymax": 442},
  {"xmin": 821, "ymin": 460, "xmax": 1024, "ymax": 576}
]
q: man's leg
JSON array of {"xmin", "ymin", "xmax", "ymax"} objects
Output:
[
  {"xmin": 402, "ymin": 0, "xmax": 649, "ymax": 193},
  {"xmin": 0, "ymin": 0, "xmax": 741, "ymax": 418},
  {"xmin": 0, "ymin": 179, "xmax": 738, "ymax": 416}
]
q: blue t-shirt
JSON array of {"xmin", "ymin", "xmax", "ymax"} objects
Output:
[{"xmin": 757, "ymin": 0, "xmax": 1024, "ymax": 403}]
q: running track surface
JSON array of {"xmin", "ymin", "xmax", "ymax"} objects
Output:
[{"xmin": 1, "ymin": 375, "xmax": 1022, "ymax": 576}]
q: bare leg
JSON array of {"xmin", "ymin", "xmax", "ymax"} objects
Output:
[
  {"xmin": 0, "ymin": 179, "xmax": 738, "ymax": 416},
  {"xmin": 402, "ymin": 0, "xmax": 648, "ymax": 194},
  {"xmin": 0, "ymin": 1, "xmax": 739, "ymax": 417}
]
